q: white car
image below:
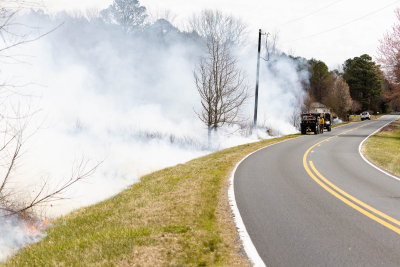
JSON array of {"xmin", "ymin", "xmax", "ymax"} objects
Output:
[{"xmin": 361, "ymin": 112, "xmax": 371, "ymax": 121}]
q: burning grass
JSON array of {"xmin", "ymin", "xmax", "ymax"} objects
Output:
[
  {"xmin": 2, "ymin": 134, "xmax": 300, "ymax": 266},
  {"xmin": 0, "ymin": 215, "xmax": 51, "ymax": 262},
  {"xmin": 362, "ymin": 119, "xmax": 400, "ymax": 177}
]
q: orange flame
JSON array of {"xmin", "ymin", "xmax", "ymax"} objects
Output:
[{"xmin": 22, "ymin": 218, "xmax": 51, "ymax": 237}]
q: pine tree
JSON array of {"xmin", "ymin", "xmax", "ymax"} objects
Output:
[{"xmin": 343, "ymin": 54, "xmax": 383, "ymax": 111}]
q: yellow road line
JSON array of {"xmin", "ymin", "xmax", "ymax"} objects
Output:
[
  {"xmin": 303, "ymin": 123, "xmax": 400, "ymax": 234},
  {"xmin": 310, "ymin": 161, "xmax": 400, "ymax": 227}
]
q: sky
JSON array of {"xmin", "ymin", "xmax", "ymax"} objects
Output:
[{"xmin": 41, "ymin": 0, "xmax": 400, "ymax": 70}]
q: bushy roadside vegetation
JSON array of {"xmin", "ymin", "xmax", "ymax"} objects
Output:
[
  {"xmin": 362, "ymin": 119, "xmax": 400, "ymax": 177},
  {"xmin": 2, "ymin": 134, "xmax": 299, "ymax": 267}
]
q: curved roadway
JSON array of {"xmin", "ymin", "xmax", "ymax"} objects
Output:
[{"xmin": 235, "ymin": 115, "xmax": 400, "ymax": 266}]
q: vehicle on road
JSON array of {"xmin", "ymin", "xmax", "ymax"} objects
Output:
[
  {"xmin": 361, "ymin": 112, "xmax": 371, "ymax": 120},
  {"xmin": 300, "ymin": 113, "xmax": 322, "ymax": 135},
  {"xmin": 324, "ymin": 113, "xmax": 332, "ymax": 131}
]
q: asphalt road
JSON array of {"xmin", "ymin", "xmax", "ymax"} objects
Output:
[{"xmin": 235, "ymin": 115, "xmax": 400, "ymax": 267}]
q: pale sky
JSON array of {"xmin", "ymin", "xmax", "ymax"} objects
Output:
[{"xmin": 42, "ymin": 0, "xmax": 400, "ymax": 69}]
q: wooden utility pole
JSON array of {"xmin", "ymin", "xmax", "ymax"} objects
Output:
[{"xmin": 253, "ymin": 29, "xmax": 262, "ymax": 130}]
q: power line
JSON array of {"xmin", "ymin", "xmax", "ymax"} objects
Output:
[
  {"xmin": 271, "ymin": 0, "xmax": 342, "ymax": 29},
  {"xmin": 282, "ymin": 0, "xmax": 400, "ymax": 43}
]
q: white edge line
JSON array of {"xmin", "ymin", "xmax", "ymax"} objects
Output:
[
  {"xmin": 228, "ymin": 118, "xmax": 382, "ymax": 266},
  {"xmin": 358, "ymin": 115, "xmax": 400, "ymax": 181},
  {"xmin": 228, "ymin": 137, "xmax": 301, "ymax": 267}
]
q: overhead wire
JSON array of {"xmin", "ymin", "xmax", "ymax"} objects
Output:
[
  {"xmin": 282, "ymin": 0, "xmax": 400, "ymax": 43},
  {"xmin": 271, "ymin": 0, "xmax": 342, "ymax": 29}
]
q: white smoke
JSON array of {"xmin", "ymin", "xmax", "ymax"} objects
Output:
[
  {"xmin": 0, "ymin": 10, "xmax": 309, "ymax": 261},
  {"xmin": 333, "ymin": 118, "xmax": 343, "ymax": 124},
  {"xmin": 0, "ymin": 214, "xmax": 47, "ymax": 262}
]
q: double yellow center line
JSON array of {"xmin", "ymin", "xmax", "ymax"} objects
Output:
[{"xmin": 303, "ymin": 122, "xmax": 400, "ymax": 234}]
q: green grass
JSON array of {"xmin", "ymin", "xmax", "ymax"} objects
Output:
[
  {"xmin": 362, "ymin": 119, "xmax": 400, "ymax": 177},
  {"xmin": 349, "ymin": 114, "xmax": 363, "ymax": 122},
  {"xmin": 349, "ymin": 114, "xmax": 383, "ymax": 122},
  {"xmin": 2, "ymin": 134, "xmax": 300, "ymax": 267}
]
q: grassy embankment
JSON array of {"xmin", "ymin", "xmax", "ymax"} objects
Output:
[
  {"xmin": 362, "ymin": 119, "xmax": 400, "ymax": 177},
  {"xmin": 2, "ymin": 134, "xmax": 300, "ymax": 267}
]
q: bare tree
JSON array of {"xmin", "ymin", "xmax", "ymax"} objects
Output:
[
  {"xmin": 350, "ymin": 100, "xmax": 362, "ymax": 115},
  {"xmin": 289, "ymin": 105, "xmax": 301, "ymax": 129},
  {"xmin": 85, "ymin": 7, "xmax": 101, "ymax": 22},
  {"xmin": 186, "ymin": 9, "xmax": 248, "ymax": 46},
  {"xmin": 325, "ymin": 77, "xmax": 352, "ymax": 119},
  {"xmin": 147, "ymin": 7, "xmax": 177, "ymax": 25},
  {"xmin": 266, "ymin": 29, "xmax": 280, "ymax": 56},
  {"xmin": 287, "ymin": 46, "xmax": 296, "ymax": 58},
  {"xmin": 100, "ymin": 0, "xmax": 148, "ymax": 34},
  {"xmin": 69, "ymin": 9, "xmax": 86, "ymax": 21},
  {"xmin": 302, "ymin": 93, "xmax": 315, "ymax": 113},
  {"xmin": 377, "ymin": 8, "xmax": 400, "ymax": 105},
  {"xmin": 194, "ymin": 34, "xmax": 250, "ymax": 147}
]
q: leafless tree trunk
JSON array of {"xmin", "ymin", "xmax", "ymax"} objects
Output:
[
  {"xmin": 194, "ymin": 56, "xmax": 215, "ymax": 148},
  {"xmin": 194, "ymin": 34, "xmax": 250, "ymax": 148}
]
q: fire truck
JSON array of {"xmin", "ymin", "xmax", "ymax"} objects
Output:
[{"xmin": 300, "ymin": 112, "xmax": 332, "ymax": 134}]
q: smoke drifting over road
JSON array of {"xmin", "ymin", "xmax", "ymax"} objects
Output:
[{"xmin": 0, "ymin": 9, "xmax": 309, "ymax": 261}]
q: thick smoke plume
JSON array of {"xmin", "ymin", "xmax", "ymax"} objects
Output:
[{"xmin": 0, "ymin": 8, "xmax": 309, "ymax": 261}]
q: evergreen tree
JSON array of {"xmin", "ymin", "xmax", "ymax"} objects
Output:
[
  {"xmin": 101, "ymin": 0, "xmax": 147, "ymax": 34},
  {"xmin": 309, "ymin": 59, "xmax": 330, "ymax": 103},
  {"xmin": 343, "ymin": 54, "xmax": 383, "ymax": 111}
]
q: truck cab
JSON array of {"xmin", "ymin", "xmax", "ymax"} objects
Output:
[{"xmin": 300, "ymin": 113, "xmax": 321, "ymax": 135}]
